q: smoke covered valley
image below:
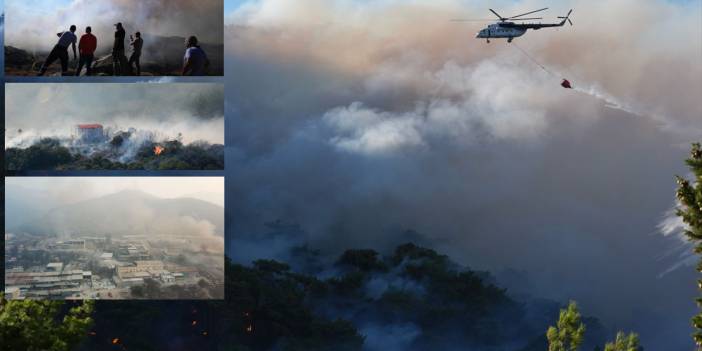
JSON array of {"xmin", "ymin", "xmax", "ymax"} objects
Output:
[{"xmin": 222, "ymin": 0, "xmax": 702, "ymax": 349}]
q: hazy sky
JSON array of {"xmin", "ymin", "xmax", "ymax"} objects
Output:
[
  {"xmin": 4, "ymin": 0, "xmax": 224, "ymax": 51},
  {"xmin": 1, "ymin": 0, "xmax": 700, "ymax": 349},
  {"xmin": 5, "ymin": 177, "xmax": 224, "ymax": 206},
  {"xmin": 5, "ymin": 83, "xmax": 224, "ymax": 145}
]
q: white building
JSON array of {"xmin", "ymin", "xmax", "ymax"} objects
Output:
[
  {"xmin": 46, "ymin": 262, "xmax": 63, "ymax": 272},
  {"xmin": 160, "ymin": 273, "xmax": 176, "ymax": 284},
  {"xmin": 76, "ymin": 124, "xmax": 105, "ymax": 143}
]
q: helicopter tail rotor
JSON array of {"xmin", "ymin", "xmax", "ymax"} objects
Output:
[{"xmin": 558, "ymin": 9, "xmax": 574, "ymax": 26}]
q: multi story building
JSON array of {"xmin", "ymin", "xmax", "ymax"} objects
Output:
[
  {"xmin": 5, "ymin": 269, "xmax": 92, "ymax": 299},
  {"xmin": 116, "ymin": 260, "xmax": 165, "ymax": 279}
]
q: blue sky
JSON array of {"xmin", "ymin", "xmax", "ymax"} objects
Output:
[
  {"xmin": 224, "ymin": 0, "xmax": 249, "ymax": 14},
  {"xmin": 5, "ymin": 0, "xmax": 71, "ymax": 8}
]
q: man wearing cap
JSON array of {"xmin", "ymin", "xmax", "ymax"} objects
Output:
[
  {"xmin": 38, "ymin": 25, "xmax": 77, "ymax": 76},
  {"xmin": 112, "ymin": 22, "xmax": 128, "ymax": 75},
  {"xmin": 76, "ymin": 26, "xmax": 97, "ymax": 76},
  {"xmin": 182, "ymin": 36, "xmax": 210, "ymax": 76}
]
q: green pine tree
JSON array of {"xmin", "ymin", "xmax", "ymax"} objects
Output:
[
  {"xmin": 547, "ymin": 301, "xmax": 586, "ymax": 351},
  {"xmin": 0, "ymin": 293, "xmax": 94, "ymax": 351},
  {"xmin": 675, "ymin": 142, "xmax": 702, "ymax": 346},
  {"xmin": 604, "ymin": 332, "xmax": 641, "ymax": 351}
]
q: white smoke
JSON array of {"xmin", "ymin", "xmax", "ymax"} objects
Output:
[
  {"xmin": 4, "ymin": 0, "xmax": 223, "ymax": 52},
  {"xmin": 223, "ymin": 1, "xmax": 702, "ymax": 348},
  {"xmin": 5, "ymin": 83, "xmax": 224, "ymax": 158}
]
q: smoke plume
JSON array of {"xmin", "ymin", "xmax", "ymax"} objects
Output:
[
  {"xmin": 4, "ymin": 0, "xmax": 223, "ymax": 53},
  {"xmin": 5, "ymin": 83, "xmax": 224, "ymax": 150},
  {"xmin": 224, "ymin": 0, "xmax": 702, "ymax": 349}
]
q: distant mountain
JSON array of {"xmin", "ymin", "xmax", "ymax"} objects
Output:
[{"xmin": 20, "ymin": 190, "xmax": 224, "ymax": 238}]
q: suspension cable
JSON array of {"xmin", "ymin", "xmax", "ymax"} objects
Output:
[{"xmin": 511, "ymin": 42, "xmax": 556, "ymax": 78}]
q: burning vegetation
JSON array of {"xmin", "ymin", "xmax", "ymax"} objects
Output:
[{"xmin": 6, "ymin": 136, "xmax": 224, "ymax": 171}]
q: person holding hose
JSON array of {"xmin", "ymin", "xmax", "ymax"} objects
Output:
[{"xmin": 38, "ymin": 25, "xmax": 77, "ymax": 76}]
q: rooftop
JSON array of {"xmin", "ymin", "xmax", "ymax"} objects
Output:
[{"xmin": 77, "ymin": 124, "xmax": 103, "ymax": 129}]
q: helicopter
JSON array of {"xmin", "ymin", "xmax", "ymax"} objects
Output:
[{"xmin": 454, "ymin": 8, "xmax": 573, "ymax": 43}]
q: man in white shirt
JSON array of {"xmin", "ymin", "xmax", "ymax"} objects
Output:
[
  {"xmin": 182, "ymin": 36, "xmax": 209, "ymax": 76},
  {"xmin": 38, "ymin": 25, "xmax": 77, "ymax": 76}
]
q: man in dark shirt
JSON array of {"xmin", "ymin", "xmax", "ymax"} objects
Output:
[
  {"xmin": 38, "ymin": 25, "xmax": 77, "ymax": 76},
  {"xmin": 112, "ymin": 22, "xmax": 128, "ymax": 76},
  {"xmin": 128, "ymin": 32, "xmax": 144, "ymax": 76}
]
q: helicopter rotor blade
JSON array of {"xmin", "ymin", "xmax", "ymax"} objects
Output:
[
  {"xmin": 489, "ymin": 9, "xmax": 505, "ymax": 20},
  {"xmin": 557, "ymin": 10, "xmax": 573, "ymax": 19},
  {"xmin": 508, "ymin": 7, "xmax": 548, "ymax": 19},
  {"xmin": 511, "ymin": 17, "xmax": 543, "ymax": 21}
]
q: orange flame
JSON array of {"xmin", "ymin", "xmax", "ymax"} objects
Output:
[
  {"xmin": 112, "ymin": 338, "xmax": 120, "ymax": 345},
  {"xmin": 154, "ymin": 145, "xmax": 165, "ymax": 155}
]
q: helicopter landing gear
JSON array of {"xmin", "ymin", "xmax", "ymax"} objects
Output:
[
  {"xmin": 508, "ymin": 37, "xmax": 513, "ymax": 43},
  {"xmin": 486, "ymin": 39, "xmax": 490, "ymax": 43}
]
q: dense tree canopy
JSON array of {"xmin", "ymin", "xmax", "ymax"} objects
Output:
[
  {"xmin": 547, "ymin": 301, "xmax": 586, "ymax": 351},
  {"xmin": 604, "ymin": 332, "xmax": 641, "ymax": 351},
  {"xmin": 6, "ymin": 138, "xmax": 224, "ymax": 171},
  {"xmin": 675, "ymin": 142, "xmax": 702, "ymax": 345},
  {"xmin": 2, "ymin": 243, "xmax": 614, "ymax": 350},
  {"xmin": 0, "ymin": 294, "xmax": 94, "ymax": 351}
]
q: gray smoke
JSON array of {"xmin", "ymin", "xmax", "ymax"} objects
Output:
[
  {"xmin": 223, "ymin": 0, "xmax": 702, "ymax": 349},
  {"xmin": 5, "ymin": 177, "xmax": 225, "ymax": 251},
  {"xmin": 4, "ymin": 0, "xmax": 223, "ymax": 52}
]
